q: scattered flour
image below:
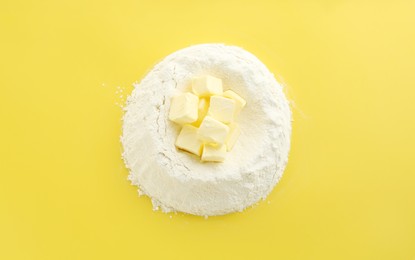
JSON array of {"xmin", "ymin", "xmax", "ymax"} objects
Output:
[
  {"xmin": 121, "ymin": 44, "xmax": 291, "ymax": 216},
  {"xmin": 115, "ymin": 86, "xmax": 127, "ymax": 108}
]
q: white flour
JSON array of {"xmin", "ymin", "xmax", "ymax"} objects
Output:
[{"xmin": 122, "ymin": 44, "xmax": 291, "ymax": 216}]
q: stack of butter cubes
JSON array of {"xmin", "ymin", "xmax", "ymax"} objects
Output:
[{"xmin": 168, "ymin": 75, "xmax": 246, "ymax": 162}]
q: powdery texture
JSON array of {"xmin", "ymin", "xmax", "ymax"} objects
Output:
[{"xmin": 122, "ymin": 44, "xmax": 291, "ymax": 216}]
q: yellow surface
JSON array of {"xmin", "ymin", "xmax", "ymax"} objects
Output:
[{"xmin": 1, "ymin": 0, "xmax": 415, "ymax": 259}]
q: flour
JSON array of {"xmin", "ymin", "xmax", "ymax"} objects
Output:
[{"xmin": 121, "ymin": 44, "xmax": 291, "ymax": 216}]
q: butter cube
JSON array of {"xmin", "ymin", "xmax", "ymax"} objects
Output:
[
  {"xmin": 207, "ymin": 95, "xmax": 236, "ymax": 124},
  {"xmin": 192, "ymin": 97, "xmax": 210, "ymax": 127},
  {"xmin": 192, "ymin": 76, "xmax": 223, "ymax": 97},
  {"xmin": 223, "ymin": 90, "xmax": 246, "ymax": 116},
  {"xmin": 175, "ymin": 125, "xmax": 203, "ymax": 156},
  {"xmin": 226, "ymin": 123, "xmax": 241, "ymax": 151},
  {"xmin": 198, "ymin": 116, "xmax": 230, "ymax": 145},
  {"xmin": 169, "ymin": 93, "xmax": 199, "ymax": 125},
  {"xmin": 201, "ymin": 144, "xmax": 227, "ymax": 162}
]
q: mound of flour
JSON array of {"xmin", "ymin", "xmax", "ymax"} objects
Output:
[{"xmin": 122, "ymin": 44, "xmax": 291, "ymax": 216}]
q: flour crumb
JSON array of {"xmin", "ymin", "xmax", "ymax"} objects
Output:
[{"xmin": 115, "ymin": 86, "xmax": 127, "ymax": 108}]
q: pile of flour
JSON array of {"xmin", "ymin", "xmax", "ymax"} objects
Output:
[{"xmin": 121, "ymin": 44, "xmax": 291, "ymax": 216}]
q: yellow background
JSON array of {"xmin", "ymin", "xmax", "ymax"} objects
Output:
[{"xmin": 1, "ymin": 0, "xmax": 414, "ymax": 259}]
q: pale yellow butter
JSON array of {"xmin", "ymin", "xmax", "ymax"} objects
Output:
[
  {"xmin": 192, "ymin": 97, "xmax": 210, "ymax": 127},
  {"xmin": 226, "ymin": 123, "xmax": 241, "ymax": 151},
  {"xmin": 198, "ymin": 116, "xmax": 230, "ymax": 145},
  {"xmin": 223, "ymin": 90, "xmax": 246, "ymax": 116},
  {"xmin": 192, "ymin": 76, "xmax": 223, "ymax": 97},
  {"xmin": 170, "ymin": 76, "xmax": 246, "ymax": 163},
  {"xmin": 208, "ymin": 95, "xmax": 236, "ymax": 124},
  {"xmin": 201, "ymin": 144, "xmax": 227, "ymax": 162},
  {"xmin": 168, "ymin": 93, "xmax": 199, "ymax": 125},
  {"xmin": 175, "ymin": 125, "xmax": 203, "ymax": 156}
]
